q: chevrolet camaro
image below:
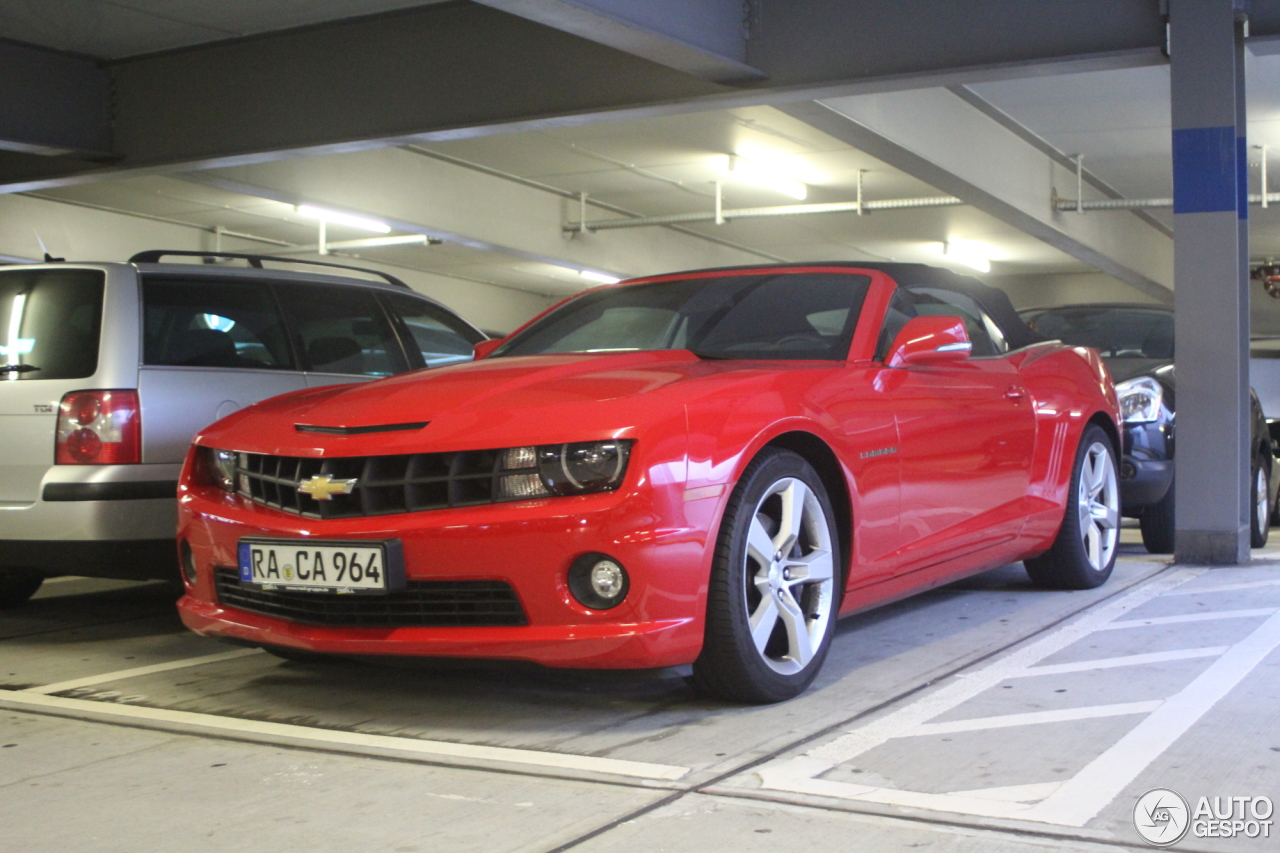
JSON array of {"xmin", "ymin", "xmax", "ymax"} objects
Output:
[{"xmin": 176, "ymin": 263, "xmax": 1121, "ymax": 703}]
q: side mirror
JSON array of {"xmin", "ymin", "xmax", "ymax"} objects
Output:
[
  {"xmin": 886, "ymin": 315, "xmax": 972, "ymax": 367},
  {"xmin": 473, "ymin": 338, "xmax": 503, "ymax": 359}
]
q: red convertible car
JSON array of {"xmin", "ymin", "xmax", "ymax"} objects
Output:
[{"xmin": 176, "ymin": 264, "xmax": 1121, "ymax": 703}]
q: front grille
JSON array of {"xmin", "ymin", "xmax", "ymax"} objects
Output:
[
  {"xmin": 214, "ymin": 568, "xmax": 526, "ymax": 628},
  {"xmin": 234, "ymin": 449, "xmax": 509, "ymax": 519}
]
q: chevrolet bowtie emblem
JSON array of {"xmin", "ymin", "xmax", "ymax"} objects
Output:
[{"xmin": 297, "ymin": 474, "xmax": 358, "ymax": 500}]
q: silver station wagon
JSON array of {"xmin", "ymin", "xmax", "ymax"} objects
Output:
[{"xmin": 0, "ymin": 251, "xmax": 484, "ymax": 606}]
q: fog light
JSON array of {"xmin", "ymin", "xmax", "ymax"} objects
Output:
[
  {"xmin": 179, "ymin": 540, "xmax": 197, "ymax": 585},
  {"xmin": 568, "ymin": 553, "xmax": 629, "ymax": 610}
]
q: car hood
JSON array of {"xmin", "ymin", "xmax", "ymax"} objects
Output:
[
  {"xmin": 1103, "ymin": 357, "xmax": 1174, "ymax": 388},
  {"xmin": 199, "ymin": 350, "xmax": 803, "ymax": 456}
]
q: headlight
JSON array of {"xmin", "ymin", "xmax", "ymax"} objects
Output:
[
  {"xmin": 1115, "ymin": 377, "xmax": 1163, "ymax": 423},
  {"xmin": 494, "ymin": 440, "xmax": 632, "ymax": 500},
  {"xmin": 200, "ymin": 447, "xmax": 238, "ymax": 492}
]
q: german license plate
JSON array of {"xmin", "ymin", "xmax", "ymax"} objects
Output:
[{"xmin": 237, "ymin": 538, "xmax": 404, "ymax": 594}]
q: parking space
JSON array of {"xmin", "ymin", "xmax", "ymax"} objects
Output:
[{"xmin": 3, "ymin": 531, "xmax": 1277, "ymax": 850}]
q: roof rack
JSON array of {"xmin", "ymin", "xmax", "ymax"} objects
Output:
[{"xmin": 127, "ymin": 250, "xmax": 411, "ymax": 289}]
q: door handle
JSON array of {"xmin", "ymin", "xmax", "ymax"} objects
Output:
[{"xmin": 1005, "ymin": 385, "xmax": 1028, "ymax": 401}]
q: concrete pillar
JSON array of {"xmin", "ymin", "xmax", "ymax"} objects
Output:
[{"xmin": 1170, "ymin": 0, "xmax": 1251, "ymax": 565}]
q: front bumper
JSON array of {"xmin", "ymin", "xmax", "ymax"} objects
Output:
[
  {"xmin": 176, "ymin": 480, "xmax": 721, "ymax": 669},
  {"xmin": 1119, "ymin": 456, "xmax": 1173, "ymax": 511},
  {"xmin": 1120, "ymin": 419, "xmax": 1174, "ymax": 513}
]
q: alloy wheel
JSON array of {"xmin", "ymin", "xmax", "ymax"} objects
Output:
[
  {"xmin": 742, "ymin": 477, "xmax": 835, "ymax": 675},
  {"xmin": 1257, "ymin": 465, "xmax": 1269, "ymax": 535},
  {"xmin": 1077, "ymin": 441, "xmax": 1120, "ymax": 572}
]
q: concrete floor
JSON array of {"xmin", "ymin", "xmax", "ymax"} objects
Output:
[{"xmin": 2, "ymin": 529, "xmax": 1278, "ymax": 852}]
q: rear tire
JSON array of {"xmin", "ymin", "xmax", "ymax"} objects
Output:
[
  {"xmin": 1251, "ymin": 454, "xmax": 1271, "ymax": 548},
  {"xmin": 1025, "ymin": 425, "xmax": 1120, "ymax": 589},
  {"xmin": 690, "ymin": 449, "xmax": 840, "ymax": 704},
  {"xmin": 1139, "ymin": 483, "xmax": 1175, "ymax": 555},
  {"xmin": 0, "ymin": 568, "xmax": 44, "ymax": 609}
]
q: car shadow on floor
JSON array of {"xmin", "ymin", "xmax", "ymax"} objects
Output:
[{"xmin": 0, "ymin": 580, "xmax": 185, "ymax": 643}]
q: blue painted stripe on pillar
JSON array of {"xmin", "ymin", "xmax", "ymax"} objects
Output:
[
  {"xmin": 1173, "ymin": 126, "xmax": 1239, "ymax": 214},
  {"xmin": 1239, "ymin": 136, "xmax": 1249, "ymax": 219}
]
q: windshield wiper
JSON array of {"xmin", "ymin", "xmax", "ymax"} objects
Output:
[
  {"xmin": 0, "ymin": 364, "xmax": 40, "ymax": 374},
  {"xmin": 688, "ymin": 349, "xmax": 735, "ymax": 361}
]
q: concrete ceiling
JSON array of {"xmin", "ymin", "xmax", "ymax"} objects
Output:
[
  {"xmin": 22, "ymin": 103, "xmax": 1094, "ymax": 301},
  {"xmin": 0, "ymin": 0, "xmax": 452, "ymax": 59},
  {"xmin": 970, "ymin": 50, "xmax": 1280, "ymax": 260},
  {"xmin": 11, "ymin": 1, "xmax": 1280, "ymax": 330}
]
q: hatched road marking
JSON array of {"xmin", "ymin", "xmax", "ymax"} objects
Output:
[{"xmin": 753, "ymin": 568, "xmax": 1280, "ymax": 827}]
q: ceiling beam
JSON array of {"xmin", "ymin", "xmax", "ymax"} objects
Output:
[
  {"xmin": 0, "ymin": 41, "xmax": 112, "ymax": 157},
  {"xmin": 780, "ymin": 90, "xmax": 1174, "ymax": 300},
  {"xmin": 0, "ymin": 0, "xmax": 1186, "ymax": 192},
  {"xmin": 472, "ymin": 0, "xmax": 762, "ymax": 82}
]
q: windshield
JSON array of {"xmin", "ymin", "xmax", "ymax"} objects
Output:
[
  {"xmin": 1021, "ymin": 306, "xmax": 1173, "ymax": 359},
  {"xmin": 494, "ymin": 272, "xmax": 872, "ymax": 360},
  {"xmin": 0, "ymin": 269, "xmax": 104, "ymax": 381}
]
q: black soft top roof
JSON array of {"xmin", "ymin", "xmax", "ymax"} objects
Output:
[{"xmin": 650, "ymin": 262, "xmax": 1047, "ymax": 352}]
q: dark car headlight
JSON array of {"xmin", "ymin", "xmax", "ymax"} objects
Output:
[
  {"xmin": 496, "ymin": 440, "xmax": 632, "ymax": 500},
  {"xmin": 1115, "ymin": 377, "xmax": 1163, "ymax": 423},
  {"xmin": 199, "ymin": 446, "xmax": 238, "ymax": 492}
]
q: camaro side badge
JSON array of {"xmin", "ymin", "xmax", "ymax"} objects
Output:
[
  {"xmin": 298, "ymin": 474, "xmax": 358, "ymax": 500},
  {"xmin": 860, "ymin": 447, "xmax": 898, "ymax": 459}
]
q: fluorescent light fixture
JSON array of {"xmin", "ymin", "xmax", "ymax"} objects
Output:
[
  {"xmin": 296, "ymin": 205, "xmax": 391, "ymax": 234},
  {"xmin": 942, "ymin": 241, "xmax": 992, "ymax": 273},
  {"xmin": 579, "ymin": 270, "xmax": 621, "ymax": 285},
  {"xmin": 725, "ymin": 155, "xmax": 807, "ymax": 200}
]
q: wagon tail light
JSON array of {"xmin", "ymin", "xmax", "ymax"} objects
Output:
[{"xmin": 55, "ymin": 390, "xmax": 141, "ymax": 464}]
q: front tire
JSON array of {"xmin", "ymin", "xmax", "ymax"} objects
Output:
[
  {"xmin": 0, "ymin": 568, "xmax": 44, "ymax": 609},
  {"xmin": 1251, "ymin": 454, "xmax": 1271, "ymax": 548},
  {"xmin": 1139, "ymin": 484, "xmax": 1175, "ymax": 554},
  {"xmin": 690, "ymin": 449, "xmax": 840, "ymax": 704},
  {"xmin": 1025, "ymin": 425, "xmax": 1120, "ymax": 589}
]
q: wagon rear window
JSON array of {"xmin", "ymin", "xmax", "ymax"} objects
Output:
[
  {"xmin": 0, "ymin": 269, "xmax": 104, "ymax": 380},
  {"xmin": 494, "ymin": 272, "xmax": 872, "ymax": 361}
]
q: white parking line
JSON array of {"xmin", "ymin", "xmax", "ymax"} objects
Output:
[
  {"xmin": 0, "ymin": 689, "xmax": 690, "ymax": 781},
  {"xmin": 1012, "ymin": 646, "xmax": 1228, "ymax": 677},
  {"xmin": 906, "ymin": 701, "xmax": 1162, "ymax": 737},
  {"xmin": 1165, "ymin": 578, "xmax": 1280, "ymax": 596},
  {"xmin": 1101, "ymin": 608, "xmax": 1276, "ymax": 630},
  {"xmin": 25, "ymin": 649, "xmax": 264, "ymax": 695}
]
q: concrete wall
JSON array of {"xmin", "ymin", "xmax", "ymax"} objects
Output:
[{"xmin": 0, "ymin": 193, "xmax": 553, "ymax": 333}]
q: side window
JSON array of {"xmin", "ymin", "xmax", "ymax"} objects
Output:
[
  {"xmin": 381, "ymin": 293, "xmax": 482, "ymax": 368},
  {"xmin": 276, "ymin": 285, "xmax": 408, "ymax": 377},
  {"xmin": 874, "ymin": 290, "xmax": 917, "ymax": 361},
  {"xmin": 143, "ymin": 278, "xmax": 293, "ymax": 369},
  {"xmin": 905, "ymin": 287, "xmax": 1007, "ymax": 357}
]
